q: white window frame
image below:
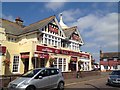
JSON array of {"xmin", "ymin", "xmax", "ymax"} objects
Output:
[
  {"xmin": 12, "ymin": 55, "xmax": 20, "ymax": 74},
  {"xmin": 53, "ymin": 57, "xmax": 67, "ymax": 72}
]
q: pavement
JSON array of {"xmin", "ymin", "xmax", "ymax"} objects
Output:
[{"xmin": 65, "ymin": 71, "xmax": 110, "ymax": 85}]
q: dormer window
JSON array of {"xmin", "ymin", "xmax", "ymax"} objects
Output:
[{"xmin": 7, "ymin": 37, "xmax": 16, "ymax": 42}]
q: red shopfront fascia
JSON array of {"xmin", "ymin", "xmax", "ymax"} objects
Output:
[
  {"xmin": 34, "ymin": 52, "xmax": 49, "ymax": 59},
  {"xmin": 36, "ymin": 45, "xmax": 90, "ymax": 59},
  {"xmin": 80, "ymin": 53, "xmax": 90, "ymax": 59},
  {"xmin": 0, "ymin": 46, "xmax": 6, "ymax": 54}
]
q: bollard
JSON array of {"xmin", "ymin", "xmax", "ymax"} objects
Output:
[{"xmin": 76, "ymin": 71, "xmax": 80, "ymax": 78}]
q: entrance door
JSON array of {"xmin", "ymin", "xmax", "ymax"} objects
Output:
[
  {"xmin": 69, "ymin": 61, "xmax": 76, "ymax": 71},
  {"xmin": 23, "ymin": 59, "xmax": 29, "ymax": 73},
  {"xmin": 40, "ymin": 58, "xmax": 45, "ymax": 67}
]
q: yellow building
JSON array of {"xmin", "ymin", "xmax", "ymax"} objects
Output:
[{"xmin": 0, "ymin": 15, "xmax": 92, "ymax": 75}]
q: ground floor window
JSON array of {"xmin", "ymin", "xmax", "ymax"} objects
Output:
[
  {"xmin": 104, "ymin": 66, "xmax": 108, "ymax": 69},
  {"xmin": 12, "ymin": 56, "xmax": 19, "ymax": 73},
  {"xmin": 113, "ymin": 66, "xmax": 118, "ymax": 69},
  {"xmin": 53, "ymin": 58, "xmax": 67, "ymax": 72},
  {"xmin": 32, "ymin": 58, "xmax": 45, "ymax": 68}
]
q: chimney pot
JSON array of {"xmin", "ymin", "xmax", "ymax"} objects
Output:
[{"xmin": 15, "ymin": 17, "xmax": 23, "ymax": 27}]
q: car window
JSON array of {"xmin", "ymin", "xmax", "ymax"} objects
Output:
[
  {"xmin": 35, "ymin": 69, "xmax": 49, "ymax": 79},
  {"xmin": 111, "ymin": 71, "xmax": 120, "ymax": 75},
  {"xmin": 49, "ymin": 69, "xmax": 59, "ymax": 76},
  {"xmin": 22, "ymin": 69, "xmax": 41, "ymax": 77}
]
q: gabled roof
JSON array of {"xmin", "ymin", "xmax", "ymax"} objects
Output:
[
  {"xmin": 101, "ymin": 52, "xmax": 120, "ymax": 58},
  {"xmin": 63, "ymin": 26, "xmax": 83, "ymax": 43},
  {"xmin": 1, "ymin": 16, "xmax": 55, "ymax": 36},
  {"xmin": 63, "ymin": 26, "xmax": 77, "ymax": 38},
  {"xmin": 22, "ymin": 16, "xmax": 55, "ymax": 34}
]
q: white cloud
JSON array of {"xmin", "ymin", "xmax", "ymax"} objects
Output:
[
  {"xmin": 45, "ymin": 2, "xmax": 65, "ymax": 11},
  {"xmin": 69, "ymin": 12, "xmax": 118, "ymax": 61},
  {"xmin": 2, "ymin": 14, "xmax": 15, "ymax": 22},
  {"xmin": 62, "ymin": 9, "xmax": 81, "ymax": 22}
]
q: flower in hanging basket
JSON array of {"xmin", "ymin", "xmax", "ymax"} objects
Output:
[
  {"xmin": 3, "ymin": 59, "xmax": 11, "ymax": 66},
  {"xmin": 49, "ymin": 57, "xmax": 54, "ymax": 63}
]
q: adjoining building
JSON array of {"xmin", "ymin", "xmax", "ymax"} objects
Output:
[
  {"xmin": 0, "ymin": 14, "xmax": 92, "ymax": 75},
  {"xmin": 100, "ymin": 50, "xmax": 120, "ymax": 71}
]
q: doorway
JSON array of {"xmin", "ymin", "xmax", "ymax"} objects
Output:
[
  {"xmin": 69, "ymin": 61, "xmax": 76, "ymax": 71},
  {"xmin": 40, "ymin": 58, "xmax": 45, "ymax": 67},
  {"xmin": 23, "ymin": 58, "xmax": 29, "ymax": 73}
]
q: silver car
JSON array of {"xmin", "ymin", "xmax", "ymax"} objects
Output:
[
  {"xmin": 107, "ymin": 70, "xmax": 120, "ymax": 86},
  {"xmin": 8, "ymin": 68, "xmax": 65, "ymax": 90}
]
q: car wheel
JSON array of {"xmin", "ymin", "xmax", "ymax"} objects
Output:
[
  {"xmin": 26, "ymin": 85, "xmax": 36, "ymax": 90},
  {"xmin": 57, "ymin": 82, "xmax": 64, "ymax": 90}
]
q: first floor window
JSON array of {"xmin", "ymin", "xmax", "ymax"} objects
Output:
[{"xmin": 12, "ymin": 56, "xmax": 19, "ymax": 72}]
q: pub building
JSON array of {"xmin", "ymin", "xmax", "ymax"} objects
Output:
[{"xmin": 0, "ymin": 14, "xmax": 92, "ymax": 75}]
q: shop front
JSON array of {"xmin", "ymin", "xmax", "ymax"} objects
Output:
[
  {"xmin": 34, "ymin": 45, "xmax": 91, "ymax": 72},
  {"xmin": 33, "ymin": 52, "xmax": 49, "ymax": 68},
  {"xmin": 79, "ymin": 53, "xmax": 91, "ymax": 71}
]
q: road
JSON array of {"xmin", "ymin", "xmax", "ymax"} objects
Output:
[{"xmin": 65, "ymin": 77, "xmax": 120, "ymax": 90}]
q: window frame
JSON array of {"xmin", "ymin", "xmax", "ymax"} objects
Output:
[{"xmin": 12, "ymin": 55, "xmax": 20, "ymax": 74}]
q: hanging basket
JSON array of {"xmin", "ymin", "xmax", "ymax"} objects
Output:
[
  {"xmin": 49, "ymin": 57, "xmax": 54, "ymax": 64},
  {"xmin": 3, "ymin": 59, "xmax": 11, "ymax": 66}
]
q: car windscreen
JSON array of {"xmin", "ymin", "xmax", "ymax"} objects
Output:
[
  {"xmin": 22, "ymin": 69, "xmax": 41, "ymax": 77},
  {"xmin": 111, "ymin": 71, "xmax": 120, "ymax": 75}
]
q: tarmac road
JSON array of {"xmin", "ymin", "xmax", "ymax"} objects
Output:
[{"xmin": 65, "ymin": 77, "xmax": 120, "ymax": 90}]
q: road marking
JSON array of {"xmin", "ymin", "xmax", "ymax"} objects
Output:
[{"xmin": 65, "ymin": 77, "xmax": 106, "ymax": 86}]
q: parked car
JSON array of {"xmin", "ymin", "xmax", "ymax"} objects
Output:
[
  {"xmin": 8, "ymin": 67, "xmax": 65, "ymax": 90},
  {"xmin": 107, "ymin": 70, "xmax": 120, "ymax": 86}
]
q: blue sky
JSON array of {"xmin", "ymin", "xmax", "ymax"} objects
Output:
[{"xmin": 2, "ymin": 2, "xmax": 119, "ymax": 62}]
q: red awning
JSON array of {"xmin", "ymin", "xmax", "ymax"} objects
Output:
[
  {"xmin": 100, "ymin": 61, "xmax": 108, "ymax": 66},
  {"xmin": 108, "ymin": 61, "xmax": 118, "ymax": 66},
  {"xmin": 0, "ymin": 46, "xmax": 6, "ymax": 54},
  {"xmin": 21, "ymin": 55, "xmax": 29, "ymax": 59},
  {"xmin": 71, "ymin": 57, "xmax": 77, "ymax": 62}
]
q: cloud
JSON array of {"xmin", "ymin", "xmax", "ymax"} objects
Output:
[
  {"xmin": 61, "ymin": 9, "xmax": 81, "ymax": 22},
  {"xmin": 2, "ymin": 14, "xmax": 15, "ymax": 22},
  {"xmin": 45, "ymin": 2, "xmax": 65, "ymax": 11},
  {"xmin": 69, "ymin": 12, "xmax": 118, "ymax": 61}
]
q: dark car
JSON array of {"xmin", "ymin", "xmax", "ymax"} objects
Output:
[{"xmin": 107, "ymin": 70, "xmax": 120, "ymax": 86}]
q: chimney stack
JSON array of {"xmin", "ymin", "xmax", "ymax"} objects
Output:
[{"xmin": 15, "ymin": 17, "xmax": 23, "ymax": 27}]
